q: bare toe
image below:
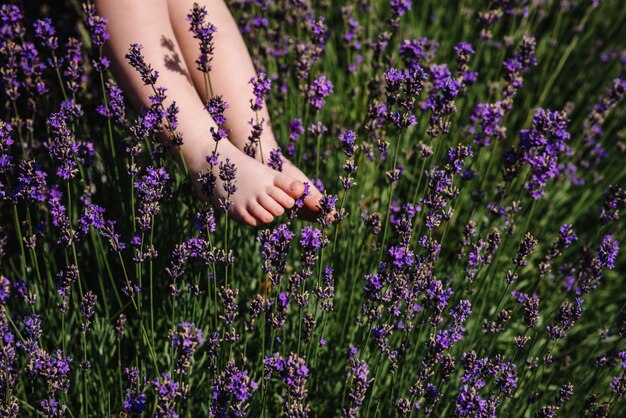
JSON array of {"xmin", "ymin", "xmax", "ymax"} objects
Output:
[
  {"xmin": 242, "ymin": 211, "xmax": 260, "ymax": 227},
  {"xmin": 273, "ymin": 174, "xmax": 305, "ymax": 198},
  {"xmin": 231, "ymin": 208, "xmax": 260, "ymax": 227},
  {"xmin": 268, "ymin": 187, "xmax": 295, "ymax": 209},
  {"xmin": 259, "ymin": 194, "xmax": 285, "ymax": 217},
  {"xmin": 248, "ymin": 201, "xmax": 275, "ymax": 224}
]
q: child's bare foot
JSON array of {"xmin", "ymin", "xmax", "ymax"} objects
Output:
[
  {"xmin": 165, "ymin": 0, "xmax": 323, "ymax": 221},
  {"xmin": 235, "ymin": 135, "xmax": 324, "ymax": 221},
  {"xmin": 187, "ymin": 140, "xmax": 305, "ymax": 227}
]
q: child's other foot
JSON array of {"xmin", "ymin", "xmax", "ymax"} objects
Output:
[{"xmin": 188, "ymin": 140, "xmax": 304, "ymax": 227}]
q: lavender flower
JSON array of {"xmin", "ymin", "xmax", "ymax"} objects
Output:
[
  {"xmin": 33, "ymin": 18, "xmax": 58, "ymax": 51},
  {"xmin": 317, "ymin": 193, "xmax": 337, "ymax": 226},
  {"xmin": 40, "ymin": 398, "xmax": 67, "ymax": 417},
  {"xmin": 421, "ymin": 168, "xmax": 454, "ymax": 230},
  {"xmin": 79, "ymin": 203, "xmax": 125, "ymax": 252},
  {"xmin": 288, "ymin": 118, "xmax": 305, "ymax": 155},
  {"xmin": 339, "ymin": 130, "xmax": 357, "ymax": 157},
  {"xmin": 79, "ymin": 291, "xmax": 97, "ymax": 333},
  {"xmin": 211, "ymin": 362, "xmax": 258, "ymax": 417},
  {"xmin": 469, "ymin": 102, "xmax": 507, "ymax": 147},
  {"xmin": 454, "ymin": 42, "xmax": 475, "ymax": 81},
  {"xmin": 125, "ymin": 44, "xmax": 158, "ymax": 85},
  {"xmin": 123, "ymin": 367, "xmax": 147, "ymax": 415},
  {"xmin": 187, "ymin": 2, "xmax": 217, "ymax": 74},
  {"xmin": 248, "ymin": 294, "xmax": 266, "ymax": 328},
  {"xmin": 62, "ymin": 38, "xmax": 83, "ymax": 94},
  {"xmin": 205, "ymin": 95, "xmax": 229, "ymax": 136},
  {"xmin": 300, "ymin": 225, "xmax": 324, "ymax": 251},
  {"xmin": 250, "ymin": 71, "xmax": 271, "ymax": 111},
  {"xmin": 0, "ymin": 275, "xmax": 10, "ymax": 304},
  {"xmin": 13, "ymin": 160, "xmax": 48, "ymax": 204},
  {"xmin": 268, "ymin": 148, "xmax": 284, "ymax": 171},
  {"xmin": 540, "ymin": 224, "xmax": 578, "ymax": 275},
  {"xmin": 218, "ymin": 157, "xmax": 237, "ymax": 211},
  {"xmin": 169, "ymin": 322, "xmax": 204, "ymax": 374},
  {"xmin": 0, "ymin": 4, "xmax": 25, "ymax": 44},
  {"xmin": 308, "ymin": 75, "xmax": 333, "ymax": 111},
  {"xmin": 24, "ymin": 346, "xmax": 72, "ymax": 406},
  {"xmin": 14, "ymin": 39, "xmax": 47, "ymax": 98},
  {"xmin": 134, "ymin": 166, "xmax": 170, "ymax": 230},
  {"xmin": 597, "ymin": 234, "xmax": 618, "ymax": 269},
  {"xmin": 0, "ymin": 121, "xmax": 14, "ymax": 174},
  {"xmin": 341, "ymin": 158, "xmax": 358, "ymax": 190},
  {"xmin": 96, "ymin": 79, "xmax": 127, "ymax": 124},
  {"xmin": 400, "ymin": 37, "xmax": 438, "ymax": 68},
  {"xmin": 517, "ymin": 109, "xmax": 571, "ymax": 199},
  {"xmin": 343, "ymin": 14, "xmax": 363, "ymax": 53},
  {"xmin": 115, "ymin": 314, "xmax": 126, "ymax": 341},
  {"xmin": 258, "ymin": 223, "xmax": 295, "ymax": 285},
  {"xmin": 580, "ymin": 78, "xmax": 626, "ymax": 169},
  {"xmin": 302, "ymin": 12, "xmax": 327, "ymax": 67},
  {"xmin": 447, "ymin": 144, "xmax": 473, "ymax": 174},
  {"xmin": 165, "ymin": 236, "xmax": 232, "ymax": 284},
  {"xmin": 46, "ymin": 112, "xmax": 79, "ymax": 180},
  {"xmin": 424, "ymin": 64, "xmax": 461, "ymax": 137},
  {"xmin": 265, "ymin": 353, "xmax": 310, "ymax": 417},
  {"xmin": 600, "ymin": 184, "xmax": 626, "ymax": 224},
  {"xmin": 537, "ymin": 383, "xmax": 574, "ymax": 416},
  {"xmin": 455, "ymin": 385, "xmax": 487, "ymax": 417},
  {"xmin": 195, "ymin": 205, "xmax": 216, "ymax": 234},
  {"xmin": 82, "ymin": 3, "xmax": 109, "ymax": 48},
  {"xmin": 610, "ymin": 351, "xmax": 626, "ymax": 397},
  {"xmin": 342, "ymin": 346, "xmax": 370, "ymax": 418},
  {"xmin": 47, "ymin": 186, "xmax": 74, "ymax": 246},
  {"xmin": 24, "ymin": 314, "xmax": 42, "ymax": 340},
  {"xmin": 494, "ymin": 361, "xmax": 518, "ymax": 397},
  {"xmin": 391, "ymin": 0, "xmax": 412, "ymax": 17},
  {"xmin": 152, "ymin": 373, "xmax": 181, "ymax": 418},
  {"xmin": 513, "ymin": 232, "xmax": 537, "ymax": 267},
  {"xmin": 502, "ymin": 34, "xmax": 537, "ymax": 101},
  {"xmin": 312, "ymin": 265, "xmax": 334, "ymax": 312},
  {"xmin": 220, "ymin": 286, "xmax": 239, "ymax": 341},
  {"xmin": 512, "ymin": 291, "xmax": 539, "ymax": 328},
  {"xmin": 546, "ymin": 298, "xmax": 584, "ymax": 339}
]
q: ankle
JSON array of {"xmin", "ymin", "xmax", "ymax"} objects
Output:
[{"xmin": 183, "ymin": 135, "xmax": 233, "ymax": 175}]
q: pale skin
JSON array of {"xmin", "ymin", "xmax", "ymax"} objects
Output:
[{"xmin": 95, "ymin": 0, "xmax": 322, "ymax": 226}]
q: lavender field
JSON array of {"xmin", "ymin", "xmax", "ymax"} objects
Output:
[{"xmin": 1, "ymin": 0, "xmax": 626, "ymax": 416}]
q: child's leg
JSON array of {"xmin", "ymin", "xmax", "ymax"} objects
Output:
[
  {"xmin": 167, "ymin": 0, "xmax": 323, "ymax": 216},
  {"xmin": 95, "ymin": 0, "xmax": 305, "ymax": 226}
]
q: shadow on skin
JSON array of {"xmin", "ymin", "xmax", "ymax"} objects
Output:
[{"xmin": 160, "ymin": 35, "xmax": 191, "ymax": 83}]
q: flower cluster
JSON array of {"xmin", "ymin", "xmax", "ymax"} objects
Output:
[
  {"xmin": 134, "ymin": 166, "xmax": 170, "ymax": 230},
  {"xmin": 308, "ymin": 75, "xmax": 333, "ymax": 111},
  {"xmin": 342, "ymin": 347, "xmax": 371, "ymax": 417},
  {"xmin": 265, "ymin": 353, "xmax": 311, "ymax": 417},
  {"xmin": 505, "ymin": 109, "xmax": 571, "ymax": 199},
  {"xmin": 125, "ymin": 43, "xmax": 158, "ymax": 85},
  {"xmin": 211, "ymin": 362, "xmax": 258, "ymax": 417},
  {"xmin": 187, "ymin": 2, "xmax": 217, "ymax": 74},
  {"xmin": 169, "ymin": 322, "xmax": 204, "ymax": 374}
]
